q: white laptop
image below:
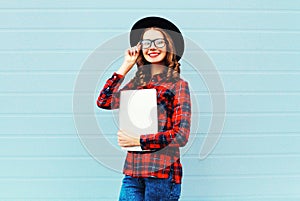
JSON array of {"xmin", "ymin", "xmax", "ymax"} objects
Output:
[{"xmin": 119, "ymin": 89, "xmax": 158, "ymax": 151}]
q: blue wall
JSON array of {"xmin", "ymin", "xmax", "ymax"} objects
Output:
[{"xmin": 1, "ymin": 0, "xmax": 300, "ymax": 200}]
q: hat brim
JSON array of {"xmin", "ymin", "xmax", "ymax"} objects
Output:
[{"xmin": 130, "ymin": 16, "xmax": 184, "ymax": 61}]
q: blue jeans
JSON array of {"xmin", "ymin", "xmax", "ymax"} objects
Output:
[{"xmin": 118, "ymin": 171, "xmax": 181, "ymax": 201}]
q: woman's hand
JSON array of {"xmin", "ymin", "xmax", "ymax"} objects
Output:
[
  {"xmin": 117, "ymin": 130, "xmax": 140, "ymax": 147},
  {"xmin": 116, "ymin": 43, "xmax": 141, "ymax": 76},
  {"xmin": 124, "ymin": 44, "xmax": 141, "ymax": 65}
]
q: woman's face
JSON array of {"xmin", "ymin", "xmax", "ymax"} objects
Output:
[{"xmin": 141, "ymin": 29, "xmax": 167, "ymax": 64}]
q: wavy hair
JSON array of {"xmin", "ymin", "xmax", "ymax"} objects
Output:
[{"xmin": 132, "ymin": 27, "xmax": 181, "ymax": 87}]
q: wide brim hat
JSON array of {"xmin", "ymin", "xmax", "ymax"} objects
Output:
[{"xmin": 130, "ymin": 16, "xmax": 184, "ymax": 61}]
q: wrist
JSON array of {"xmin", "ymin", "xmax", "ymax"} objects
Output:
[{"xmin": 116, "ymin": 69, "xmax": 127, "ymax": 76}]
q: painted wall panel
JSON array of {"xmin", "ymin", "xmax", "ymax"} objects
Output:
[{"xmin": 1, "ymin": 0, "xmax": 300, "ymax": 200}]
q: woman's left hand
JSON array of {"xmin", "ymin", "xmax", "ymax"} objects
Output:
[{"xmin": 117, "ymin": 130, "xmax": 140, "ymax": 147}]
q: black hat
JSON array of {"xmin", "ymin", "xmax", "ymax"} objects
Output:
[{"xmin": 130, "ymin": 16, "xmax": 184, "ymax": 61}]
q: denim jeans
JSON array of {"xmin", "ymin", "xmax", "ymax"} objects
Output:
[{"xmin": 118, "ymin": 170, "xmax": 181, "ymax": 201}]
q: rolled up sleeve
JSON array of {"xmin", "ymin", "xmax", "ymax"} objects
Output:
[{"xmin": 140, "ymin": 80, "xmax": 191, "ymax": 150}]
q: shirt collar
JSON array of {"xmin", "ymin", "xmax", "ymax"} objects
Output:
[{"xmin": 150, "ymin": 72, "xmax": 166, "ymax": 83}]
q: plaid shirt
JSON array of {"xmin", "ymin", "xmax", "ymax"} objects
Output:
[{"xmin": 96, "ymin": 72, "xmax": 191, "ymax": 184}]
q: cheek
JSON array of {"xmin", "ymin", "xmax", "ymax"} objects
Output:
[
  {"xmin": 161, "ymin": 47, "xmax": 167, "ymax": 55},
  {"xmin": 142, "ymin": 50, "xmax": 148, "ymax": 57},
  {"xmin": 142, "ymin": 50, "xmax": 146, "ymax": 56},
  {"xmin": 160, "ymin": 49, "xmax": 167, "ymax": 59}
]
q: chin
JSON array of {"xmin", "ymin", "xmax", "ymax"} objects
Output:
[{"xmin": 145, "ymin": 56, "xmax": 164, "ymax": 64}]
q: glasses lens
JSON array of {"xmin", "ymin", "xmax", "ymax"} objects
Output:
[
  {"xmin": 141, "ymin": 40, "xmax": 151, "ymax": 48},
  {"xmin": 154, "ymin": 39, "xmax": 166, "ymax": 48}
]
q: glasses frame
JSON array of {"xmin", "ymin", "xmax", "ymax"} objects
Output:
[{"xmin": 139, "ymin": 38, "xmax": 168, "ymax": 49}]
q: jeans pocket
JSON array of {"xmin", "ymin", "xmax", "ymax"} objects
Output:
[{"xmin": 169, "ymin": 182, "xmax": 181, "ymax": 200}]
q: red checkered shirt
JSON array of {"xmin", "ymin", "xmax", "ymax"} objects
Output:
[{"xmin": 96, "ymin": 72, "xmax": 191, "ymax": 184}]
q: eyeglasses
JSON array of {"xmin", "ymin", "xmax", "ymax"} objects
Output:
[{"xmin": 140, "ymin": 38, "xmax": 167, "ymax": 49}]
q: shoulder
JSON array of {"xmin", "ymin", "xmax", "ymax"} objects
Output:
[
  {"xmin": 174, "ymin": 77, "xmax": 190, "ymax": 89},
  {"xmin": 168, "ymin": 77, "xmax": 190, "ymax": 98}
]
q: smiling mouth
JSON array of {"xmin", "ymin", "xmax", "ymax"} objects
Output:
[{"xmin": 148, "ymin": 52, "xmax": 160, "ymax": 58}]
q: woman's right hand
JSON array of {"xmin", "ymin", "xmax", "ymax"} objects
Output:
[{"xmin": 116, "ymin": 44, "xmax": 141, "ymax": 76}]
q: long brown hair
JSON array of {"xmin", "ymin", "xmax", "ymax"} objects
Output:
[{"xmin": 132, "ymin": 27, "xmax": 181, "ymax": 87}]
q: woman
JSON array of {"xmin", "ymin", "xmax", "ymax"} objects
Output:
[{"xmin": 97, "ymin": 16, "xmax": 191, "ymax": 201}]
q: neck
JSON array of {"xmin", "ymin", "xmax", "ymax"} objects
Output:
[{"xmin": 151, "ymin": 63, "xmax": 165, "ymax": 77}]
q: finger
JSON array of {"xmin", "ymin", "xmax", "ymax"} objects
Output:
[
  {"xmin": 117, "ymin": 130, "xmax": 122, "ymax": 136},
  {"xmin": 119, "ymin": 140, "xmax": 129, "ymax": 147},
  {"xmin": 127, "ymin": 49, "xmax": 132, "ymax": 56},
  {"xmin": 118, "ymin": 140, "xmax": 124, "ymax": 147},
  {"xmin": 118, "ymin": 131, "xmax": 129, "ymax": 141},
  {"xmin": 130, "ymin": 48, "xmax": 135, "ymax": 55},
  {"xmin": 133, "ymin": 47, "xmax": 138, "ymax": 55},
  {"xmin": 118, "ymin": 133, "xmax": 124, "ymax": 141},
  {"xmin": 135, "ymin": 46, "xmax": 139, "ymax": 53},
  {"xmin": 119, "ymin": 130, "xmax": 132, "ymax": 138},
  {"xmin": 118, "ymin": 137, "xmax": 125, "ymax": 147}
]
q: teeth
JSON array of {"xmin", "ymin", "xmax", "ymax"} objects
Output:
[{"xmin": 149, "ymin": 53, "xmax": 159, "ymax": 57}]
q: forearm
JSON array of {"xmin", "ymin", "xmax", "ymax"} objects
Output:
[
  {"xmin": 116, "ymin": 61, "xmax": 135, "ymax": 77},
  {"xmin": 96, "ymin": 72, "xmax": 125, "ymax": 109},
  {"xmin": 140, "ymin": 80, "xmax": 191, "ymax": 150},
  {"xmin": 140, "ymin": 126, "xmax": 190, "ymax": 150}
]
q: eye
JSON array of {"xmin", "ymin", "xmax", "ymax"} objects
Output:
[
  {"xmin": 155, "ymin": 39, "xmax": 166, "ymax": 48},
  {"xmin": 156, "ymin": 39, "xmax": 165, "ymax": 45}
]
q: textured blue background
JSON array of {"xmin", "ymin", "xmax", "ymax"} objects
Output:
[{"xmin": 1, "ymin": 0, "xmax": 300, "ymax": 200}]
